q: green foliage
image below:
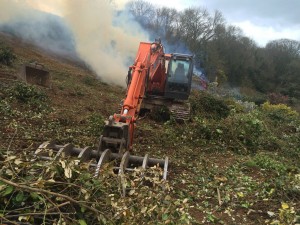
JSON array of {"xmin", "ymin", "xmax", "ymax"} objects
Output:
[
  {"xmin": 188, "ymin": 109, "xmax": 265, "ymax": 153},
  {"xmin": 190, "ymin": 91, "xmax": 230, "ymax": 120},
  {"xmin": 164, "ymin": 91, "xmax": 299, "ymax": 156},
  {"xmin": 0, "ymin": 184, "xmax": 14, "ymax": 197},
  {"xmin": 0, "ymin": 42, "xmax": 16, "ymax": 66},
  {"xmin": 87, "ymin": 113, "xmax": 105, "ymax": 136},
  {"xmin": 7, "ymin": 82, "xmax": 50, "ymax": 112},
  {"xmin": 10, "ymin": 83, "xmax": 47, "ymax": 103},
  {"xmin": 220, "ymin": 112, "xmax": 266, "ymax": 153},
  {"xmin": 261, "ymin": 101, "xmax": 299, "ymax": 123},
  {"xmin": 258, "ymin": 102, "xmax": 300, "ymax": 156},
  {"xmin": 270, "ymin": 203, "xmax": 299, "ymax": 225},
  {"xmin": 0, "ymin": 98, "xmax": 14, "ymax": 117},
  {"xmin": 191, "ymin": 117, "xmax": 214, "ymax": 140},
  {"xmin": 0, "ymin": 155, "xmax": 191, "ymax": 224},
  {"xmin": 82, "ymin": 76, "xmax": 96, "ymax": 86},
  {"xmin": 149, "ymin": 106, "xmax": 170, "ymax": 122},
  {"xmin": 238, "ymin": 113, "xmax": 264, "ymax": 136},
  {"xmin": 245, "ymin": 154, "xmax": 287, "ymax": 174}
]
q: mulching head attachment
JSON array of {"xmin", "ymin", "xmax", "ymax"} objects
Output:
[{"xmin": 35, "ymin": 141, "xmax": 169, "ymax": 180}]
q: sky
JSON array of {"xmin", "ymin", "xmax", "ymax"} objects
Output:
[{"xmin": 142, "ymin": 0, "xmax": 300, "ymax": 46}]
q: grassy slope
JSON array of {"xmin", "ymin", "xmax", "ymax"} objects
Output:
[{"xmin": 0, "ymin": 33, "xmax": 299, "ymax": 224}]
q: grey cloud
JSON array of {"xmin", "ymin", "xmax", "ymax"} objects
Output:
[{"xmin": 199, "ymin": 0, "xmax": 300, "ymax": 28}]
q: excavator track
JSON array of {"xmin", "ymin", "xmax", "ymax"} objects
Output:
[
  {"xmin": 142, "ymin": 97, "xmax": 191, "ymax": 121},
  {"xmin": 35, "ymin": 140, "xmax": 169, "ymax": 180},
  {"xmin": 169, "ymin": 103, "xmax": 190, "ymax": 121}
]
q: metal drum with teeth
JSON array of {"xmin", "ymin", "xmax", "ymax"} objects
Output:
[{"xmin": 35, "ymin": 141, "xmax": 169, "ymax": 180}]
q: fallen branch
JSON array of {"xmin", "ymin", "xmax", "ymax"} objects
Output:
[
  {"xmin": 0, "ymin": 215, "xmax": 20, "ymax": 225},
  {"xmin": 47, "ymin": 201, "xmax": 71, "ymax": 212},
  {"xmin": 0, "ymin": 177, "xmax": 102, "ymax": 216},
  {"xmin": 217, "ymin": 187, "xmax": 222, "ymax": 206},
  {"xmin": 5, "ymin": 212, "xmax": 72, "ymax": 218}
]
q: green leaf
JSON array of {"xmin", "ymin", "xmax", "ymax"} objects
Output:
[
  {"xmin": 162, "ymin": 214, "xmax": 169, "ymax": 220},
  {"xmin": 78, "ymin": 219, "xmax": 87, "ymax": 225},
  {"xmin": 216, "ymin": 129, "xmax": 223, "ymax": 134},
  {"xmin": 281, "ymin": 202, "xmax": 289, "ymax": 209},
  {"xmin": 30, "ymin": 192, "xmax": 39, "ymax": 200},
  {"xmin": 0, "ymin": 182, "xmax": 6, "ymax": 192},
  {"xmin": 16, "ymin": 191, "xmax": 24, "ymax": 202},
  {"xmin": 207, "ymin": 214, "xmax": 215, "ymax": 222},
  {"xmin": 0, "ymin": 186, "xmax": 14, "ymax": 197}
]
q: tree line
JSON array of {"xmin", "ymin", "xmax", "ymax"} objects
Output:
[{"xmin": 127, "ymin": 0, "xmax": 300, "ymax": 101}]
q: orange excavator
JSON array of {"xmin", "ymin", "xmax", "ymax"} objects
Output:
[{"xmin": 36, "ymin": 39, "xmax": 194, "ymax": 180}]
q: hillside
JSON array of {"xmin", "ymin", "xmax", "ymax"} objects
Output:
[{"xmin": 0, "ymin": 33, "xmax": 300, "ymax": 225}]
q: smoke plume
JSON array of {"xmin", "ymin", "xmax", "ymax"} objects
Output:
[
  {"xmin": 61, "ymin": 0, "xmax": 147, "ymax": 86},
  {"xmin": 0, "ymin": 0, "xmax": 76, "ymax": 57},
  {"xmin": 0, "ymin": 0, "xmax": 148, "ymax": 87}
]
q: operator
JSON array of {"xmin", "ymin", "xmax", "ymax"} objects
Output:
[{"xmin": 174, "ymin": 63, "xmax": 188, "ymax": 83}]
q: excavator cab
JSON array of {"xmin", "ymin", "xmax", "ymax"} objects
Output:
[{"xmin": 164, "ymin": 54, "xmax": 193, "ymax": 100}]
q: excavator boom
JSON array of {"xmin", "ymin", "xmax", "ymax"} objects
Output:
[{"xmin": 100, "ymin": 40, "xmax": 166, "ymax": 153}]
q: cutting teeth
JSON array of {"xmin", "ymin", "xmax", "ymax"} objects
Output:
[{"xmin": 35, "ymin": 141, "xmax": 169, "ymax": 180}]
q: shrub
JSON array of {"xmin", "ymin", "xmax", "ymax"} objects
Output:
[
  {"xmin": 190, "ymin": 91, "xmax": 230, "ymax": 120},
  {"xmin": 11, "ymin": 83, "xmax": 47, "ymax": 103},
  {"xmin": 261, "ymin": 102, "xmax": 299, "ymax": 123},
  {"xmin": 82, "ymin": 76, "xmax": 96, "ymax": 86},
  {"xmin": 259, "ymin": 102, "xmax": 300, "ymax": 155},
  {"xmin": 187, "ymin": 110, "xmax": 267, "ymax": 154},
  {"xmin": 192, "ymin": 117, "xmax": 214, "ymax": 140},
  {"xmin": 0, "ymin": 42, "xmax": 16, "ymax": 66},
  {"xmin": 7, "ymin": 82, "xmax": 49, "ymax": 112},
  {"xmin": 267, "ymin": 92, "xmax": 289, "ymax": 105},
  {"xmin": 245, "ymin": 154, "xmax": 287, "ymax": 174},
  {"xmin": 220, "ymin": 112, "xmax": 266, "ymax": 154}
]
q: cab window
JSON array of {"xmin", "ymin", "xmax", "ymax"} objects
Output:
[{"xmin": 168, "ymin": 60, "xmax": 189, "ymax": 83}]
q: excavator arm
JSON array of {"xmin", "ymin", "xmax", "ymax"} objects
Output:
[
  {"xmin": 99, "ymin": 40, "xmax": 165, "ymax": 153},
  {"xmin": 35, "ymin": 40, "xmax": 170, "ymax": 182}
]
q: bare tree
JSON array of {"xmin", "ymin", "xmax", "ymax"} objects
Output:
[
  {"xmin": 127, "ymin": 0, "xmax": 155, "ymax": 27},
  {"xmin": 149, "ymin": 7, "xmax": 179, "ymax": 41},
  {"xmin": 178, "ymin": 8, "xmax": 224, "ymax": 49}
]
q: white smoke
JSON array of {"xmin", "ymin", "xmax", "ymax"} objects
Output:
[
  {"xmin": 0, "ymin": 0, "xmax": 148, "ymax": 87},
  {"xmin": 61, "ymin": 0, "xmax": 147, "ymax": 86},
  {"xmin": 0, "ymin": 0, "xmax": 29, "ymax": 22}
]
